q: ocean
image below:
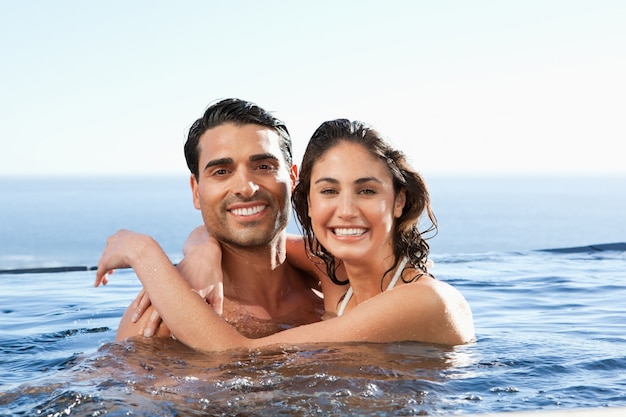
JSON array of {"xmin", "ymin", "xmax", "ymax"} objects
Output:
[{"xmin": 1, "ymin": 175, "xmax": 625, "ymax": 416}]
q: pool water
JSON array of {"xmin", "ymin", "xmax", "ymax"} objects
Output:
[
  {"xmin": 1, "ymin": 175, "xmax": 625, "ymax": 416},
  {"xmin": 1, "ymin": 245, "xmax": 625, "ymax": 416}
]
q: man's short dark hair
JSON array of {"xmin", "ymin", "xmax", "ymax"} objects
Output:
[{"xmin": 184, "ymin": 98, "xmax": 292, "ymax": 179}]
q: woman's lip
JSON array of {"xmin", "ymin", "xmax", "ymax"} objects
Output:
[{"xmin": 331, "ymin": 227, "xmax": 368, "ymax": 237}]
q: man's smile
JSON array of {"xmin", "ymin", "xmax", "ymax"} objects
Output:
[{"xmin": 229, "ymin": 204, "xmax": 267, "ymax": 217}]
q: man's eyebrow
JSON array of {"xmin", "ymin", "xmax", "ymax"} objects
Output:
[
  {"xmin": 249, "ymin": 153, "xmax": 280, "ymax": 162},
  {"xmin": 203, "ymin": 157, "xmax": 234, "ymax": 171},
  {"xmin": 202, "ymin": 154, "xmax": 280, "ymax": 172}
]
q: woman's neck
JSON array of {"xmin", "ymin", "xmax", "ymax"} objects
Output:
[{"xmin": 342, "ymin": 255, "xmax": 402, "ymax": 306}]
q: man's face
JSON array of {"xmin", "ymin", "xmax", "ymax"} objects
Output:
[{"xmin": 191, "ymin": 123, "xmax": 296, "ymax": 248}]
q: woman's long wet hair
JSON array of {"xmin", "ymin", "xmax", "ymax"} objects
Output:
[{"xmin": 292, "ymin": 119, "xmax": 438, "ymax": 287}]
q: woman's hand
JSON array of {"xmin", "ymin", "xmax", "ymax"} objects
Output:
[
  {"xmin": 178, "ymin": 225, "xmax": 225, "ymax": 314},
  {"xmin": 95, "ymin": 229, "xmax": 150, "ymax": 287},
  {"xmin": 176, "ymin": 256, "xmax": 224, "ymax": 315},
  {"xmin": 128, "ymin": 264, "xmax": 224, "ymax": 336},
  {"xmin": 126, "ymin": 225, "xmax": 225, "ymax": 337}
]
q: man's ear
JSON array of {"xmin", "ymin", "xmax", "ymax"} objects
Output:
[
  {"xmin": 394, "ymin": 188, "xmax": 407, "ymax": 218},
  {"xmin": 190, "ymin": 174, "xmax": 201, "ymax": 210},
  {"xmin": 289, "ymin": 163, "xmax": 298, "ymax": 192}
]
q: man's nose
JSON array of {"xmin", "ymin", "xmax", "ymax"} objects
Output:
[{"xmin": 233, "ymin": 170, "xmax": 259, "ymax": 198}]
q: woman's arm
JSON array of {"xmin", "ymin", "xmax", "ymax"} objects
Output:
[
  {"xmin": 248, "ymin": 280, "xmax": 474, "ymax": 347},
  {"xmin": 96, "ymin": 230, "xmax": 474, "ymax": 352},
  {"xmin": 122, "ymin": 230, "xmax": 323, "ymax": 339},
  {"xmin": 118, "ymin": 225, "xmax": 225, "ymax": 339},
  {"xmin": 285, "ymin": 233, "xmax": 349, "ymax": 314},
  {"xmin": 285, "ymin": 234, "xmax": 320, "ymax": 275},
  {"xmin": 96, "ymin": 229, "xmax": 246, "ymax": 350}
]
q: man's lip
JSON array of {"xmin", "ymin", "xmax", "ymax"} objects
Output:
[{"xmin": 228, "ymin": 203, "xmax": 268, "ymax": 217}]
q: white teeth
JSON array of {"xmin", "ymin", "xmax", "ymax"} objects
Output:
[
  {"xmin": 334, "ymin": 228, "xmax": 366, "ymax": 237},
  {"xmin": 231, "ymin": 205, "xmax": 265, "ymax": 216}
]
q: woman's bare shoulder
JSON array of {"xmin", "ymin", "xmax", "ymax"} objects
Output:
[{"xmin": 390, "ymin": 276, "xmax": 475, "ymax": 344}]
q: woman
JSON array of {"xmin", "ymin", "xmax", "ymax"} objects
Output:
[{"xmin": 95, "ymin": 119, "xmax": 475, "ymax": 351}]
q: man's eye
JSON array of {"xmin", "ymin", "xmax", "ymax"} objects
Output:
[
  {"xmin": 212, "ymin": 168, "xmax": 229, "ymax": 176},
  {"xmin": 255, "ymin": 162, "xmax": 279, "ymax": 173}
]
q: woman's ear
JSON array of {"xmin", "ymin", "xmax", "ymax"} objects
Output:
[{"xmin": 394, "ymin": 188, "xmax": 407, "ymax": 218}]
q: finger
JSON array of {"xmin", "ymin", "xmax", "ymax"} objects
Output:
[
  {"xmin": 94, "ymin": 266, "xmax": 115, "ymax": 287},
  {"xmin": 132, "ymin": 289, "xmax": 151, "ymax": 322},
  {"xmin": 132, "ymin": 288, "xmax": 146, "ymax": 308},
  {"xmin": 143, "ymin": 309, "xmax": 162, "ymax": 338},
  {"xmin": 208, "ymin": 282, "xmax": 224, "ymax": 316},
  {"xmin": 136, "ymin": 291, "xmax": 152, "ymax": 319},
  {"xmin": 196, "ymin": 286, "xmax": 210, "ymax": 300},
  {"xmin": 94, "ymin": 270, "xmax": 109, "ymax": 287}
]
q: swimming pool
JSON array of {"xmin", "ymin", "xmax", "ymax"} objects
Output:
[{"xmin": 2, "ymin": 244, "xmax": 625, "ymax": 416}]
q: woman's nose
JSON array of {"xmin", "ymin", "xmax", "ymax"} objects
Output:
[{"xmin": 338, "ymin": 193, "xmax": 357, "ymax": 218}]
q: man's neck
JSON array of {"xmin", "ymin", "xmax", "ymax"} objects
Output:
[
  {"xmin": 220, "ymin": 233, "xmax": 291, "ymax": 306},
  {"xmin": 218, "ymin": 232, "xmax": 323, "ymax": 327}
]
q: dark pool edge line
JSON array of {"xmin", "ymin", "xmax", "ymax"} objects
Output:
[
  {"xmin": 0, "ymin": 266, "xmax": 98, "ymax": 275},
  {"xmin": 0, "ymin": 265, "xmax": 135, "ymax": 275},
  {"xmin": 2, "ymin": 242, "xmax": 624, "ymax": 275},
  {"xmin": 537, "ymin": 242, "xmax": 626, "ymax": 253}
]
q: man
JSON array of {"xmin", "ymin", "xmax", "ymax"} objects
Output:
[{"xmin": 114, "ymin": 98, "xmax": 323, "ymax": 341}]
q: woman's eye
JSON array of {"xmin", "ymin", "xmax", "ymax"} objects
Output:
[
  {"xmin": 320, "ymin": 188, "xmax": 338, "ymax": 195},
  {"xmin": 359, "ymin": 188, "xmax": 376, "ymax": 195}
]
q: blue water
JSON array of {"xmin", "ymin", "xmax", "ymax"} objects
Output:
[{"xmin": 1, "ymin": 175, "xmax": 625, "ymax": 416}]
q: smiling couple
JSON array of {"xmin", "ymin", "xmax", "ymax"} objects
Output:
[{"xmin": 94, "ymin": 98, "xmax": 474, "ymax": 352}]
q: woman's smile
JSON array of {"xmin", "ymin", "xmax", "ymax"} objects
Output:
[
  {"xmin": 332, "ymin": 227, "xmax": 368, "ymax": 237},
  {"xmin": 308, "ymin": 141, "xmax": 401, "ymax": 262}
]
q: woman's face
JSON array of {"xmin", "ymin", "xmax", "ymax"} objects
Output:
[{"xmin": 307, "ymin": 141, "xmax": 405, "ymax": 264}]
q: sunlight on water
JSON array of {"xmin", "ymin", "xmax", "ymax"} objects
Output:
[{"xmin": 1, "ymin": 249, "xmax": 625, "ymax": 416}]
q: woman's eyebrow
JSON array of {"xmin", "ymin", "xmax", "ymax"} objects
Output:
[
  {"xmin": 314, "ymin": 177, "xmax": 339, "ymax": 185},
  {"xmin": 355, "ymin": 176, "xmax": 382, "ymax": 185},
  {"xmin": 313, "ymin": 177, "xmax": 382, "ymax": 185}
]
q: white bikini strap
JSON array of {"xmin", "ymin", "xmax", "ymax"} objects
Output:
[
  {"xmin": 336, "ymin": 257, "xmax": 409, "ymax": 317},
  {"xmin": 386, "ymin": 257, "xmax": 408, "ymax": 291},
  {"xmin": 336, "ymin": 286, "xmax": 353, "ymax": 317}
]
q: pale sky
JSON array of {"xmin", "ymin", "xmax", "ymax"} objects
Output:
[{"xmin": 1, "ymin": 1, "xmax": 625, "ymax": 177}]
